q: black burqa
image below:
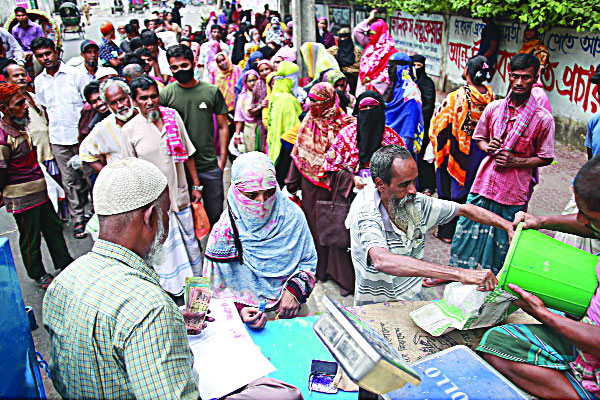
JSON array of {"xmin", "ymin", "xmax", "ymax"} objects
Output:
[
  {"xmin": 411, "ymin": 54, "xmax": 437, "ymax": 193},
  {"xmin": 354, "ymin": 91, "xmax": 387, "ymax": 166},
  {"xmin": 337, "ymin": 32, "xmax": 355, "ymax": 68},
  {"xmin": 171, "ymin": 5, "xmax": 182, "ymax": 26},
  {"xmin": 231, "ymin": 25, "xmax": 249, "ymax": 65}
]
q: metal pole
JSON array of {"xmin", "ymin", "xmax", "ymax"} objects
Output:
[{"xmin": 293, "ymin": 0, "xmax": 315, "ymax": 78}]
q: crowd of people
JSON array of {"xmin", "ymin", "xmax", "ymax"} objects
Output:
[{"xmin": 1, "ymin": 2, "xmax": 600, "ymax": 399}]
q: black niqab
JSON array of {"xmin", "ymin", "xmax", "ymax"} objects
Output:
[
  {"xmin": 354, "ymin": 91, "xmax": 387, "ymax": 164},
  {"xmin": 337, "ymin": 34, "xmax": 355, "ymax": 67}
]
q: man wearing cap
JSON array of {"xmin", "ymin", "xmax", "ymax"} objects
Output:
[
  {"xmin": 121, "ymin": 75, "xmax": 202, "ymax": 298},
  {"xmin": 0, "ymin": 83, "xmax": 73, "ymax": 289},
  {"xmin": 4, "ymin": 64, "xmax": 53, "ymax": 167},
  {"xmin": 43, "ymin": 157, "xmax": 303, "ymax": 399},
  {"xmin": 98, "ymin": 21, "xmax": 125, "ymax": 76},
  {"xmin": 79, "ymin": 39, "xmax": 118, "ymax": 81}
]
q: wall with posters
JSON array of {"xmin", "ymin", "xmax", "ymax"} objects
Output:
[
  {"xmin": 389, "ymin": 11, "xmax": 445, "ymax": 77},
  {"xmin": 445, "ymin": 16, "xmax": 599, "ymax": 146}
]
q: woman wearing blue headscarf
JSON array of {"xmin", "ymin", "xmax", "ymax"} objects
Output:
[
  {"xmin": 235, "ymin": 50, "xmax": 263, "ymax": 98},
  {"xmin": 384, "ymin": 52, "xmax": 424, "ymax": 159},
  {"xmin": 204, "ymin": 152, "xmax": 317, "ymax": 328}
]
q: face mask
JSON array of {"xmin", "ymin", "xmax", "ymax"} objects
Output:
[
  {"xmin": 173, "ymin": 68, "xmax": 194, "ymax": 83},
  {"xmin": 415, "ymin": 67, "xmax": 425, "ymax": 80}
]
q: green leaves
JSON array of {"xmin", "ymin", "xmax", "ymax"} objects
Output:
[{"xmin": 354, "ymin": 0, "xmax": 600, "ymax": 32}]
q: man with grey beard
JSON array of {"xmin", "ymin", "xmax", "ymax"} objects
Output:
[
  {"xmin": 0, "ymin": 83, "xmax": 72, "ymax": 288},
  {"xmin": 42, "ymin": 157, "xmax": 211, "ymax": 398},
  {"xmin": 347, "ymin": 145, "xmax": 514, "ymax": 306},
  {"xmin": 79, "ymin": 78, "xmax": 138, "ymax": 172},
  {"xmin": 121, "ymin": 75, "xmax": 203, "ymax": 300},
  {"xmin": 4, "ymin": 63, "xmax": 54, "ymax": 166}
]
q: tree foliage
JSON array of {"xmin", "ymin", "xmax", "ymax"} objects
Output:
[{"xmin": 358, "ymin": 0, "xmax": 600, "ymax": 32}]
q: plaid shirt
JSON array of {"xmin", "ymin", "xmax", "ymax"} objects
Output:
[
  {"xmin": 471, "ymin": 99, "xmax": 555, "ymax": 205},
  {"xmin": 43, "ymin": 240, "xmax": 199, "ymax": 399},
  {"xmin": 99, "ymin": 37, "xmax": 123, "ymax": 75}
]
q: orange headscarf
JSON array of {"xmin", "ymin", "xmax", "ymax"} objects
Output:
[{"xmin": 215, "ymin": 52, "xmax": 242, "ymax": 112}]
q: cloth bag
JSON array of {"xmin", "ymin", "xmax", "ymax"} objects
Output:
[
  {"xmin": 315, "ymin": 172, "xmax": 351, "ymax": 248},
  {"xmin": 192, "ymin": 202, "xmax": 211, "ymax": 240}
]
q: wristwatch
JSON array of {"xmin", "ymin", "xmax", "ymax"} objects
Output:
[{"xmin": 191, "ymin": 185, "xmax": 203, "ymax": 191}]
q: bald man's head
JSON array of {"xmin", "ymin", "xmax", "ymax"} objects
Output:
[{"xmin": 4, "ymin": 64, "xmax": 28, "ymax": 89}]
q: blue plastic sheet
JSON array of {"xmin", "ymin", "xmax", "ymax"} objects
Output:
[{"xmin": 0, "ymin": 238, "xmax": 46, "ymax": 399}]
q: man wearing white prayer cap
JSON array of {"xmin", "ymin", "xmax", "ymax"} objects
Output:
[
  {"xmin": 42, "ymin": 157, "xmax": 303, "ymax": 400},
  {"xmin": 42, "ymin": 157, "xmax": 202, "ymax": 398}
]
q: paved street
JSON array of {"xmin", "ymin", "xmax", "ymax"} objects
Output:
[
  {"xmin": 1, "ymin": 6, "xmax": 592, "ymax": 397},
  {"xmin": 60, "ymin": 3, "xmax": 212, "ymax": 61}
]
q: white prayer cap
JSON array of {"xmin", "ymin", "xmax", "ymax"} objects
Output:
[{"xmin": 93, "ymin": 157, "xmax": 168, "ymax": 216}]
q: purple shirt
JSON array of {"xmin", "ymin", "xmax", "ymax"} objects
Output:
[
  {"xmin": 470, "ymin": 98, "xmax": 555, "ymax": 206},
  {"xmin": 11, "ymin": 21, "xmax": 44, "ymax": 52}
]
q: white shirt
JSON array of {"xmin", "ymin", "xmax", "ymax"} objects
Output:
[
  {"xmin": 156, "ymin": 31, "xmax": 178, "ymax": 49},
  {"xmin": 79, "ymin": 114, "xmax": 123, "ymax": 164},
  {"xmin": 78, "ymin": 63, "xmax": 118, "ymax": 82},
  {"xmin": 155, "ymin": 48, "xmax": 172, "ymax": 77},
  {"xmin": 34, "ymin": 62, "xmax": 88, "ymax": 145}
]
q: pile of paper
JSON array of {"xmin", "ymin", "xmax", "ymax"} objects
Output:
[{"xmin": 188, "ymin": 298, "xmax": 276, "ymax": 399}]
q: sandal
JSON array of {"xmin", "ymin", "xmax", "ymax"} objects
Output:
[
  {"xmin": 423, "ymin": 278, "xmax": 451, "ymax": 287},
  {"xmin": 433, "ymin": 231, "xmax": 453, "ymax": 244},
  {"xmin": 35, "ymin": 273, "xmax": 54, "ymax": 289},
  {"xmin": 73, "ymin": 224, "xmax": 87, "ymax": 239}
]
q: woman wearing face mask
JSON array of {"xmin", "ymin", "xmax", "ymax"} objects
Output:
[
  {"xmin": 317, "ymin": 17, "xmax": 335, "ymax": 49},
  {"xmin": 204, "ymin": 152, "xmax": 317, "ymax": 329},
  {"xmin": 233, "ymin": 70, "xmax": 260, "ymax": 153},
  {"xmin": 384, "ymin": 52, "xmax": 424, "ymax": 160},
  {"xmin": 353, "ymin": 9, "xmax": 398, "ymax": 96},
  {"xmin": 286, "ymin": 82, "xmax": 356, "ymax": 294}
]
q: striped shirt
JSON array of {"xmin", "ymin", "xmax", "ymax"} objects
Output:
[
  {"xmin": 79, "ymin": 114, "xmax": 123, "ymax": 165},
  {"xmin": 348, "ymin": 186, "xmax": 459, "ymax": 306},
  {"xmin": 0, "ymin": 120, "xmax": 48, "ymax": 213},
  {"xmin": 43, "ymin": 239, "xmax": 199, "ymax": 399}
]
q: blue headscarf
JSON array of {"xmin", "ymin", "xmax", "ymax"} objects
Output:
[
  {"xmin": 204, "ymin": 152, "xmax": 317, "ymax": 308},
  {"xmin": 384, "ymin": 52, "xmax": 424, "ymax": 157},
  {"xmin": 235, "ymin": 50, "xmax": 263, "ymax": 99}
]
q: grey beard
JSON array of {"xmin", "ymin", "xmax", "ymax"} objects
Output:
[
  {"xmin": 388, "ymin": 193, "xmax": 420, "ymax": 234},
  {"xmin": 145, "ymin": 109, "xmax": 161, "ymax": 122},
  {"xmin": 112, "ymin": 105, "xmax": 135, "ymax": 121},
  {"xmin": 12, "ymin": 115, "xmax": 31, "ymax": 128},
  {"xmin": 144, "ymin": 208, "xmax": 167, "ymax": 266}
]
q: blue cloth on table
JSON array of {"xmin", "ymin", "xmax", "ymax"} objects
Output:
[{"xmin": 246, "ymin": 315, "xmax": 357, "ymax": 399}]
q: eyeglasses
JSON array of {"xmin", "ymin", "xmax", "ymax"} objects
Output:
[{"xmin": 246, "ymin": 78, "xmax": 258, "ymax": 83}]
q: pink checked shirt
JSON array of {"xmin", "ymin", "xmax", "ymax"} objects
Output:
[{"xmin": 470, "ymin": 99, "xmax": 555, "ymax": 206}]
